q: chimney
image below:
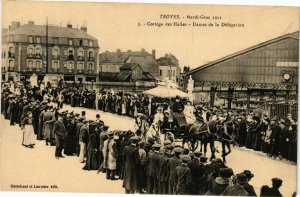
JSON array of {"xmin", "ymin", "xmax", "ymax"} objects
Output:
[
  {"xmin": 67, "ymin": 23, "xmax": 72, "ymax": 28},
  {"xmin": 141, "ymin": 48, "xmax": 145, "ymax": 53},
  {"xmin": 11, "ymin": 21, "xmax": 20, "ymax": 31},
  {"xmin": 165, "ymin": 53, "xmax": 169, "ymax": 57},
  {"xmin": 152, "ymin": 49, "xmax": 156, "ymax": 58},
  {"xmin": 28, "ymin": 21, "xmax": 34, "ymax": 25},
  {"xmin": 2, "ymin": 28, "xmax": 8, "ymax": 35},
  {"xmin": 116, "ymin": 49, "xmax": 121, "ymax": 53},
  {"xmin": 105, "ymin": 50, "xmax": 109, "ymax": 53},
  {"xmin": 80, "ymin": 26, "xmax": 87, "ymax": 33},
  {"xmin": 127, "ymin": 50, "xmax": 131, "ymax": 54}
]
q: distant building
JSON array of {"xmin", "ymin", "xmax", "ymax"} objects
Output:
[
  {"xmin": 157, "ymin": 54, "xmax": 181, "ymax": 84},
  {"xmin": 99, "ymin": 49, "xmax": 159, "ymax": 78},
  {"xmin": 1, "ymin": 21, "xmax": 99, "ymax": 83}
]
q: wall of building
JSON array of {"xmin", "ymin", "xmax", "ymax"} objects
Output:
[
  {"xmin": 191, "ymin": 37, "xmax": 298, "ymax": 85},
  {"xmin": 159, "ymin": 65, "xmax": 180, "ymax": 83}
]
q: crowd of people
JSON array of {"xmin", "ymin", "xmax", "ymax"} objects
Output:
[{"xmin": 1, "ymin": 80, "xmax": 297, "ymax": 196}]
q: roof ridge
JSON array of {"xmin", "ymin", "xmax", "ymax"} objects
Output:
[{"xmin": 186, "ymin": 31, "xmax": 299, "ymax": 76}]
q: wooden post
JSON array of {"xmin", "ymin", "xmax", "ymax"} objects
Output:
[
  {"xmin": 227, "ymin": 87, "xmax": 233, "ymax": 109},
  {"xmin": 246, "ymin": 89, "xmax": 251, "ymax": 114},
  {"xmin": 210, "ymin": 87, "xmax": 216, "ymax": 107}
]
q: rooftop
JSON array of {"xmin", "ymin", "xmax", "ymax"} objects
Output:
[{"xmin": 7, "ymin": 23, "xmax": 97, "ymax": 40}]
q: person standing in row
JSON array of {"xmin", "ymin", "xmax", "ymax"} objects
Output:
[
  {"xmin": 102, "ymin": 130, "xmax": 117, "ymax": 178},
  {"xmin": 21, "ymin": 111, "xmax": 36, "ymax": 148},
  {"xmin": 173, "ymin": 155, "xmax": 192, "ymax": 195},
  {"xmin": 53, "ymin": 113, "xmax": 67, "ymax": 159}
]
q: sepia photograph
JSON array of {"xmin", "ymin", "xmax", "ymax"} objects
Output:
[{"xmin": 0, "ymin": 0, "xmax": 299, "ymax": 196}]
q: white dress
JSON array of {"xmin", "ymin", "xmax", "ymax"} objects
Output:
[
  {"xmin": 183, "ymin": 105, "xmax": 195, "ymax": 124},
  {"xmin": 22, "ymin": 118, "xmax": 36, "ymax": 146}
]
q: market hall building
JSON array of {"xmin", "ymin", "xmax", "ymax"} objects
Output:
[{"xmin": 184, "ymin": 31, "xmax": 298, "ymax": 114}]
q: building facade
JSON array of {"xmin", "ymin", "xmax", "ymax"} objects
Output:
[
  {"xmin": 1, "ymin": 21, "xmax": 99, "ymax": 83},
  {"xmin": 185, "ymin": 31, "xmax": 299, "ymax": 111},
  {"xmin": 99, "ymin": 49, "xmax": 159, "ymax": 78},
  {"xmin": 157, "ymin": 54, "xmax": 181, "ymax": 83}
]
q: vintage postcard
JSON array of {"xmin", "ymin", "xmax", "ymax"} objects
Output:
[{"xmin": 1, "ymin": 0, "xmax": 299, "ymax": 196}]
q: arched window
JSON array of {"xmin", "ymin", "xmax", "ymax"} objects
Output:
[
  {"xmin": 36, "ymin": 60, "xmax": 42, "ymax": 69},
  {"xmin": 67, "ymin": 61, "xmax": 74, "ymax": 69},
  {"xmin": 27, "ymin": 60, "xmax": 33, "ymax": 69}
]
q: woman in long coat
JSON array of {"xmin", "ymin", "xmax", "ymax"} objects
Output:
[
  {"xmin": 83, "ymin": 123, "xmax": 100, "ymax": 170},
  {"xmin": 102, "ymin": 131, "xmax": 118, "ymax": 179}
]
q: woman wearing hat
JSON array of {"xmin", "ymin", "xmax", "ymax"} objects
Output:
[
  {"xmin": 21, "ymin": 111, "xmax": 36, "ymax": 148},
  {"xmin": 183, "ymin": 101, "xmax": 196, "ymax": 124}
]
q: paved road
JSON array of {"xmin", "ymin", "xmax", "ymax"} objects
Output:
[{"xmin": 0, "ymin": 106, "xmax": 297, "ymax": 196}]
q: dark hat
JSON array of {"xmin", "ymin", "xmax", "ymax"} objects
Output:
[
  {"xmin": 173, "ymin": 147, "xmax": 183, "ymax": 153},
  {"xmin": 152, "ymin": 143, "xmax": 161, "ymax": 149},
  {"xmin": 194, "ymin": 150, "xmax": 202, "ymax": 158},
  {"xmin": 243, "ymin": 170, "xmax": 254, "ymax": 179},
  {"xmin": 75, "ymin": 113, "xmax": 80, "ymax": 117},
  {"xmin": 180, "ymin": 155, "xmax": 191, "ymax": 162},
  {"xmin": 83, "ymin": 120, "xmax": 89, "ymax": 124},
  {"xmin": 272, "ymin": 178, "xmax": 283, "ymax": 187},
  {"xmin": 219, "ymin": 168, "xmax": 234, "ymax": 179},
  {"xmin": 211, "ymin": 158, "xmax": 225, "ymax": 168},
  {"xmin": 196, "ymin": 116, "xmax": 204, "ymax": 122},
  {"xmin": 236, "ymin": 173, "xmax": 248, "ymax": 184},
  {"xmin": 96, "ymin": 114, "xmax": 100, "ymax": 118},
  {"xmin": 102, "ymin": 125, "xmax": 109, "ymax": 131},
  {"xmin": 200, "ymin": 156, "xmax": 208, "ymax": 163}
]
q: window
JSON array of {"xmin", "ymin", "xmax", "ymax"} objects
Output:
[
  {"xmin": 159, "ymin": 69, "xmax": 162, "ymax": 76},
  {"xmin": 36, "ymin": 37, "xmax": 41, "ymax": 44},
  {"xmin": 89, "ymin": 40, "xmax": 93, "ymax": 47},
  {"xmin": 8, "ymin": 47, "xmax": 14, "ymax": 57},
  {"xmin": 173, "ymin": 70, "xmax": 175, "ymax": 77},
  {"xmin": 53, "ymin": 48, "xmax": 59, "ymax": 58},
  {"xmin": 36, "ymin": 60, "xmax": 42, "ymax": 69},
  {"xmin": 68, "ymin": 50, "xmax": 74, "ymax": 60},
  {"xmin": 9, "ymin": 35, "xmax": 14, "ymax": 42},
  {"xmin": 68, "ymin": 39, "xmax": 73, "ymax": 46},
  {"xmin": 28, "ymin": 36, "xmax": 33, "ymax": 43},
  {"xmin": 27, "ymin": 60, "xmax": 33, "ymax": 69},
  {"xmin": 79, "ymin": 40, "xmax": 83, "ymax": 46},
  {"xmin": 52, "ymin": 61, "xmax": 59, "ymax": 69},
  {"xmin": 77, "ymin": 62, "xmax": 84, "ymax": 70},
  {"xmin": 53, "ymin": 37, "xmax": 59, "ymax": 45},
  {"xmin": 88, "ymin": 62, "xmax": 94, "ymax": 70},
  {"xmin": 36, "ymin": 47, "xmax": 42, "ymax": 55},
  {"xmin": 32, "ymin": 60, "xmax": 36, "ymax": 68},
  {"xmin": 9, "ymin": 60, "xmax": 14, "ymax": 67},
  {"xmin": 67, "ymin": 61, "xmax": 74, "ymax": 69},
  {"xmin": 88, "ymin": 51, "xmax": 94, "ymax": 57},
  {"xmin": 28, "ymin": 48, "xmax": 34, "ymax": 56},
  {"xmin": 78, "ymin": 50, "xmax": 83, "ymax": 57}
]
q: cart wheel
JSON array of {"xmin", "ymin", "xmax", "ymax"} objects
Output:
[
  {"xmin": 165, "ymin": 132, "xmax": 175, "ymax": 143},
  {"xmin": 187, "ymin": 140, "xmax": 199, "ymax": 151}
]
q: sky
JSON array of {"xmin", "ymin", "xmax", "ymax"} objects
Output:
[{"xmin": 2, "ymin": 1, "xmax": 299, "ymax": 69}]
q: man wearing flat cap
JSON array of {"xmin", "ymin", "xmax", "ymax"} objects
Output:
[
  {"xmin": 146, "ymin": 143, "xmax": 161, "ymax": 194},
  {"xmin": 173, "ymin": 155, "xmax": 192, "ymax": 195},
  {"xmin": 168, "ymin": 147, "xmax": 183, "ymax": 194},
  {"xmin": 187, "ymin": 150, "xmax": 204, "ymax": 195}
]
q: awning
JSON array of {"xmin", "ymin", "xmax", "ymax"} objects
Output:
[{"xmin": 143, "ymin": 86, "xmax": 188, "ymax": 98}]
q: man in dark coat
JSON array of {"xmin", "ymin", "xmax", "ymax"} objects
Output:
[
  {"xmin": 270, "ymin": 118, "xmax": 282, "ymax": 158},
  {"xmin": 268, "ymin": 178, "xmax": 283, "ymax": 197},
  {"xmin": 146, "ymin": 143, "xmax": 161, "ymax": 194},
  {"xmin": 53, "ymin": 114, "xmax": 67, "ymax": 159},
  {"xmin": 174, "ymin": 155, "xmax": 192, "ymax": 195},
  {"xmin": 187, "ymin": 150, "xmax": 204, "ymax": 194},
  {"xmin": 122, "ymin": 136, "xmax": 139, "ymax": 194},
  {"xmin": 221, "ymin": 173, "xmax": 249, "ymax": 196},
  {"xmin": 243, "ymin": 170, "xmax": 257, "ymax": 196},
  {"xmin": 168, "ymin": 147, "xmax": 183, "ymax": 194},
  {"xmin": 158, "ymin": 146, "xmax": 172, "ymax": 194}
]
